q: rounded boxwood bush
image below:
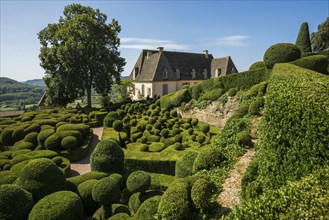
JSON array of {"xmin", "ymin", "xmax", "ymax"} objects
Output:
[
  {"xmin": 160, "ymin": 129, "xmax": 169, "ymax": 138},
  {"xmin": 0, "ymin": 128, "xmax": 14, "ymax": 146},
  {"xmin": 77, "ymin": 179, "xmax": 99, "ymax": 214},
  {"xmin": 188, "ymin": 128, "xmax": 194, "ymax": 135},
  {"xmin": 175, "ymin": 151, "xmax": 199, "ymax": 178},
  {"xmin": 12, "ymin": 141, "xmax": 34, "ymax": 151},
  {"xmin": 193, "ymin": 149, "xmax": 227, "ymax": 173},
  {"xmin": 37, "ymin": 129, "xmax": 55, "ymax": 147},
  {"xmin": 197, "ymin": 135, "xmax": 206, "ymax": 144},
  {"xmin": 90, "ymin": 140, "xmax": 124, "ymax": 174},
  {"xmin": 249, "ymin": 61, "xmax": 265, "ymax": 70},
  {"xmin": 28, "ymin": 191, "xmax": 83, "ymax": 220},
  {"xmin": 56, "ymin": 124, "xmax": 90, "ymax": 139},
  {"xmin": 139, "ymin": 136, "xmax": 147, "ymax": 144},
  {"xmin": 134, "ymin": 195, "xmax": 161, "ymax": 220},
  {"xmin": 236, "ymin": 131, "xmax": 253, "ymax": 147},
  {"xmin": 23, "ymin": 132, "xmax": 39, "ymax": 147},
  {"xmin": 291, "ymin": 55, "xmax": 328, "ymax": 74},
  {"xmin": 44, "ymin": 133, "xmax": 61, "ymax": 151},
  {"xmin": 173, "ymin": 142, "xmax": 184, "ymax": 151},
  {"xmin": 108, "ymin": 213, "xmax": 130, "ymax": 220},
  {"xmin": 191, "ymin": 118, "xmax": 198, "ymax": 127},
  {"xmin": 24, "ymin": 124, "xmax": 40, "ymax": 135},
  {"xmin": 191, "ymin": 178, "xmax": 214, "ymax": 210},
  {"xmin": 12, "ymin": 126, "xmax": 25, "ymax": 142},
  {"xmin": 59, "ymin": 130, "xmax": 83, "ymax": 147},
  {"xmin": 104, "ymin": 112, "xmax": 121, "ymax": 128},
  {"xmin": 126, "ymin": 171, "xmax": 151, "ymax": 193},
  {"xmin": 16, "ymin": 158, "xmax": 67, "ymax": 201},
  {"xmin": 0, "ymin": 184, "xmax": 34, "ymax": 220},
  {"xmin": 263, "ymin": 43, "xmax": 301, "ymax": 69},
  {"xmin": 61, "ymin": 136, "xmax": 78, "ymax": 150},
  {"xmin": 130, "ymin": 119, "xmax": 137, "ymax": 127},
  {"xmin": 200, "ymin": 124, "xmax": 210, "ymax": 134},
  {"xmin": 113, "ymin": 120, "xmax": 124, "ymax": 132},
  {"xmin": 174, "ymin": 134, "xmax": 183, "ymax": 142},
  {"xmin": 109, "ymin": 173, "xmax": 124, "ymax": 190},
  {"xmin": 139, "ymin": 144, "xmax": 149, "ymax": 152},
  {"xmin": 170, "ymin": 110, "xmax": 178, "ymax": 117},
  {"xmin": 228, "ymin": 87, "xmax": 239, "ymax": 97}
]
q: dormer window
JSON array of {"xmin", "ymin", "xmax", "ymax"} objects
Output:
[
  {"xmin": 203, "ymin": 69, "xmax": 207, "ymax": 79},
  {"xmin": 163, "ymin": 68, "xmax": 168, "ymax": 80},
  {"xmin": 134, "ymin": 67, "xmax": 139, "ymax": 79},
  {"xmin": 215, "ymin": 68, "xmax": 221, "ymax": 77},
  {"xmin": 176, "ymin": 68, "xmax": 180, "ymax": 79},
  {"xmin": 191, "ymin": 69, "xmax": 196, "ymax": 79}
]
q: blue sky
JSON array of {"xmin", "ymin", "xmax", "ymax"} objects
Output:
[{"xmin": 1, "ymin": 0, "xmax": 328, "ymax": 81}]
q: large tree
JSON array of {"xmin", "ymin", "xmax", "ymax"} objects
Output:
[
  {"xmin": 311, "ymin": 17, "xmax": 329, "ymax": 52},
  {"xmin": 38, "ymin": 4, "xmax": 125, "ymax": 107}
]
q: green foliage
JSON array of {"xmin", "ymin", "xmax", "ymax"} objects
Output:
[
  {"xmin": 112, "ymin": 80, "xmax": 134, "ymax": 103},
  {"xmin": 311, "ymin": 17, "xmax": 329, "ymax": 52},
  {"xmin": 44, "ymin": 133, "xmax": 61, "ymax": 150},
  {"xmin": 175, "ymin": 151, "xmax": 199, "ymax": 178},
  {"xmin": 90, "ymin": 139, "xmax": 125, "ymax": 174},
  {"xmin": 108, "ymin": 213, "xmax": 130, "ymax": 220},
  {"xmin": 236, "ymin": 131, "xmax": 252, "ymax": 147},
  {"xmin": 198, "ymin": 88, "xmax": 224, "ymax": 101},
  {"xmin": 92, "ymin": 177, "xmax": 121, "ymax": 205},
  {"xmin": 290, "ymin": 55, "xmax": 328, "ymax": 74},
  {"xmin": 61, "ymin": 136, "xmax": 78, "ymax": 150},
  {"xmin": 295, "ymin": 22, "xmax": 312, "ymax": 53},
  {"xmin": 38, "ymin": 4, "xmax": 125, "ymax": 106},
  {"xmin": 190, "ymin": 83, "xmax": 202, "ymax": 100},
  {"xmin": 113, "ymin": 120, "xmax": 124, "ymax": 132},
  {"xmin": 193, "ymin": 149, "xmax": 227, "ymax": 173},
  {"xmin": 0, "ymin": 184, "xmax": 34, "ymax": 220},
  {"xmin": 24, "ymin": 123, "xmax": 41, "ymax": 134},
  {"xmin": 200, "ymin": 123, "xmax": 210, "ymax": 134},
  {"xmin": 23, "ymin": 132, "xmax": 39, "ymax": 147},
  {"xmin": 139, "ymin": 144, "xmax": 149, "ymax": 152},
  {"xmin": 249, "ymin": 61, "xmax": 266, "ymax": 70},
  {"xmin": 160, "ymin": 89, "xmax": 191, "ymax": 110},
  {"xmin": 263, "ymin": 43, "xmax": 301, "ymax": 69},
  {"xmin": 158, "ymin": 179, "xmax": 191, "ymax": 220},
  {"xmin": 59, "ymin": 130, "xmax": 83, "ymax": 147},
  {"xmin": 12, "ymin": 126, "xmax": 25, "ymax": 142},
  {"xmin": 191, "ymin": 178, "xmax": 214, "ymax": 210},
  {"xmin": 37, "ymin": 129, "xmax": 55, "ymax": 147},
  {"xmin": 104, "ymin": 112, "xmax": 121, "ymax": 128},
  {"xmin": 133, "ymin": 195, "xmax": 161, "ymax": 220},
  {"xmin": 56, "ymin": 124, "xmax": 90, "ymax": 139},
  {"xmin": 28, "ymin": 190, "xmax": 84, "ymax": 220},
  {"xmin": 126, "ymin": 170, "xmax": 151, "ymax": 193},
  {"xmin": 0, "ymin": 128, "xmax": 14, "ymax": 146},
  {"xmin": 0, "ymin": 171, "xmax": 18, "ymax": 185},
  {"xmin": 227, "ymin": 87, "xmax": 238, "ymax": 97},
  {"xmin": 66, "ymin": 171, "xmax": 108, "ymax": 191},
  {"xmin": 77, "ymin": 179, "xmax": 99, "ymax": 214},
  {"xmin": 244, "ymin": 64, "xmax": 329, "ymax": 198}
]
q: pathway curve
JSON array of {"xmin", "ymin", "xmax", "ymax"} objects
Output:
[
  {"xmin": 70, "ymin": 127, "xmax": 103, "ymax": 177},
  {"xmin": 217, "ymin": 149, "xmax": 255, "ymax": 212}
]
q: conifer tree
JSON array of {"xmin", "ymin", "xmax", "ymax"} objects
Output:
[{"xmin": 295, "ymin": 22, "xmax": 312, "ymax": 53}]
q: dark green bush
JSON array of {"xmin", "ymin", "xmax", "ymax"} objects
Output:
[
  {"xmin": 175, "ymin": 151, "xmax": 199, "ymax": 178},
  {"xmin": 56, "ymin": 124, "xmax": 90, "ymax": 139},
  {"xmin": 133, "ymin": 195, "xmax": 161, "ymax": 220},
  {"xmin": 12, "ymin": 126, "xmax": 25, "ymax": 142},
  {"xmin": 248, "ymin": 100, "xmax": 261, "ymax": 115},
  {"xmin": 108, "ymin": 213, "xmax": 130, "ymax": 220},
  {"xmin": 227, "ymin": 87, "xmax": 238, "ymax": 96},
  {"xmin": 236, "ymin": 131, "xmax": 252, "ymax": 147},
  {"xmin": 190, "ymin": 83, "xmax": 202, "ymax": 100},
  {"xmin": 197, "ymin": 135, "xmax": 206, "ymax": 144},
  {"xmin": 158, "ymin": 179, "xmax": 191, "ymax": 220},
  {"xmin": 146, "ymin": 134, "xmax": 160, "ymax": 143},
  {"xmin": 249, "ymin": 61, "xmax": 266, "ymax": 70},
  {"xmin": 126, "ymin": 171, "xmax": 151, "ymax": 193},
  {"xmin": 0, "ymin": 184, "xmax": 34, "ymax": 220},
  {"xmin": 263, "ymin": 43, "xmax": 301, "ymax": 69},
  {"xmin": 160, "ymin": 129, "xmax": 169, "ymax": 138},
  {"xmin": 61, "ymin": 136, "xmax": 78, "ymax": 150},
  {"xmin": 16, "ymin": 158, "xmax": 67, "ymax": 201},
  {"xmin": 104, "ymin": 112, "xmax": 121, "ymax": 128},
  {"xmin": 28, "ymin": 190, "xmax": 83, "ymax": 220},
  {"xmin": 295, "ymin": 22, "xmax": 312, "ymax": 53},
  {"xmin": 59, "ymin": 130, "xmax": 83, "ymax": 147},
  {"xmin": 77, "ymin": 179, "xmax": 99, "ymax": 214},
  {"xmin": 37, "ymin": 129, "xmax": 55, "ymax": 147},
  {"xmin": 44, "ymin": 133, "xmax": 61, "ymax": 150},
  {"xmin": 173, "ymin": 142, "xmax": 184, "ymax": 150},
  {"xmin": 139, "ymin": 144, "xmax": 149, "ymax": 152},
  {"xmin": 90, "ymin": 140, "xmax": 124, "ymax": 174},
  {"xmin": 66, "ymin": 171, "xmax": 108, "ymax": 191},
  {"xmin": 0, "ymin": 128, "xmax": 14, "ymax": 146},
  {"xmin": 193, "ymin": 149, "xmax": 227, "ymax": 173},
  {"xmin": 191, "ymin": 118, "xmax": 198, "ymax": 127},
  {"xmin": 0, "ymin": 119, "xmax": 16, "ymax": 125},
  {"xmin": 113, "ymin": 120, "xmax": 124, "ymax": 132},
  {"xmin": 200, "ymin": 124, "xmax": 210, "ymax": 134},
  {"xmin": 198, "ymin": 88, "xmax": 224, "ymax": 101},
  {"xmin": 24, "ymin": 124, "xmax": 41, "ymax": 134},
  {"xmin": 0, "ymin": 171, "xmax": 18, "ymax": 185},
  {"xmin": 290, "ymin": 55, "xmax": 328, "ymax": 74},
  {"xmin": 23, "ymin": 132, "xmax": 39, "ymax": 147},
  {"xmin": 187, "ymin": 128, "xmax": 194, "ymax": 135},
  {"xmin": 109, "ymin": 173, "xmax": 124, "ymax": 190},
  {"xmin": 160, "ymin": 89, "xmax": 191, "ymax": 110},
  {"xmin": 191, "ymin": 178, "xmax": 214, "ymax": 210},
  {"xmin": 130, "ymin": 132, "xmax": 142, "ymax": 143},
  {"xmin": 130, "ymin": 119, "xmax": 137, "ymax": 126}
]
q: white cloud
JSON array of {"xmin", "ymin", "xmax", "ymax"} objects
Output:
[
  {"xmin": 215, "ymin": 35, "xmax": 250, "ymax": 47},
  {"xmin": 120, "ymin": 37, "xmax": 191, "ymax": 50}
]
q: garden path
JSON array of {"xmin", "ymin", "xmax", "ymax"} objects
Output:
[
  {"xmin": 217, "ymin": 149, "xmax": 255, "ymax": 214},
  {"xmin": 70, "ymin": 127, "xmax": 103, "ymax": 176}
]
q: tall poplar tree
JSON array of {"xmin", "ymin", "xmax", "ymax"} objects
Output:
[{"xmin": 38, "ymin": 4, "xmax": 125, "ymax": 107}]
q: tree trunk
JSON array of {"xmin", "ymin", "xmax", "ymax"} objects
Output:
[{"xmin": 87, "ymin": 85, "xmax": 92, "ymax": 107}]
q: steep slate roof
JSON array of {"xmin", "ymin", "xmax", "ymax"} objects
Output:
[
  {"xmin": 211, "ymin": 56, "xmax": 238, "ymax": 77},
  {"xmin": 129, "ymin": 49, "xmax": 213, "ymax": 82}
]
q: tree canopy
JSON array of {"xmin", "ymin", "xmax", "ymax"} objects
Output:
[
  {"xmin": 311, "ymin": 17, "xmax": 329, "ymax": 52},
  {"xmin": 38, "ymin": 4, "xmax": 125, "ymax": 107}
]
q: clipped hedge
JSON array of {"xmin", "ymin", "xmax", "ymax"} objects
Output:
[
  {"xmin": 126, "ymin": 171, "xmax": 151, "ymax": 193},
  {"xmin": 263, "ymin": 43, "xmax": 301, "ymax": 69},
  {"xmin": 133, "ymin": 195, "xmax": 161, "ymax": 220},
  {"xmin": 175, "ymin": 151, "xmax": 199, "ymax": 178},
  {"xmin": 290, "ymin": 55, "xmax": 328, "ymax": 74},
  {"xmin": 160, "ymin": 89, "xmax": 191, "ymax": 110},
  {"xmin": 249, "ymin": 61, "xmax": 265, "ymax": 70},
  {"xmin": 193, "ymin": 149, "xmax": 227, "ymax": 173},
  {"xmin": 77, "ymin": 179, "xmax": 99, "ymax": 214}
]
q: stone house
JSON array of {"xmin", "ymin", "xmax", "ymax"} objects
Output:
[{"xmin": 128, "ymin": 47, "xmax": 238, "ymax": 100}]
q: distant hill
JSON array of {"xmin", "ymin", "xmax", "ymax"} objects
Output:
[
  {"xmin": 23, "ymin": 79, "xmax": 46, "ymax": 87},
  {"xmin": 121, "ymin": 76, "xmax": 129, "ymax": 80},
  {"xmin": 0, "ymin": 77, "xmax": 45, "ymax": 106}
]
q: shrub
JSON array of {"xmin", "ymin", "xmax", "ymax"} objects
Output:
[
  {"xmin": 92, "ymin": 177, "xmax": 121, "ymax": 219},
  {"xmin": 160, "ymin": 89, "xmax": 191, "ymax": 110},
  {"xmin": 227, "ymin": 87, "xmax": 238, "ymax": 96},
  {"xmin": 130, "ymin": 119, "xmax": 137, "ymax": 126},
  {"xmin": 12, "ymin": 126, "xmax": 25, "ymax": 142},
  {"xmin": 113, "ymin": 120, "xmax": 124, "ymax": 132},
  {"xmin": 190, "ymin": 83, "xmax": 202, "ymax": 100},
  {"xmin": 173, "ymin": 142, "xmax": 184, "ymax": 150},
  {"xmin": 66, "ymin": 171, "xmax": 108, "ymax": 191},
  {"xmin": 23, "ymin": 132, "xmax": 39, "ymax": 147},
  {"xmin": 28, "ymin": 191, "xmax": 83, "ymax": 220},
  {"xmin": 158, "ymin": 179, "xmax": 191, "ymax": 220},
  {"xmin": 61, "ymin": 136, "xmax": 78, "ymax": 150},
  {"xmin": 126, "ymin": 171, "xmax": 151, "ymax": 193},
  {"xmin": 59, "ymin": 130, "xmax": 83, "ymax": 147},
  {"xmin": 109, "ymin": 173, "xmax": 124, "ymax": 190},
  {"xmin": 56, "ymin": 124, "xmax": 90, "ymax": 139},
  {"xmin": 290, "ymin": 55, "xmax": 328, "ymax": 74},
  {"xmin": 24, "ymin": 124, "xmax": 41, "ymax": 134},
  {"xmin": 130, "ymin": 132, "xmax": 142, "ymax": 143},
  {"xmin": 90, "ymin": 140, "xmax": 124, "ymax": 174},
  {"xmin": 249, "ymin": 61, "xmax": 266, "ymax": 70},
  {"xmin": 0, "ymin": 128, "xmax": 14, "ymax": 146},
  {"xmin": 231, "ymin": 103, "xmax": 249, "ymax": 119},
  {"xmin": 248, "ymin": 100, "xmax": 261, "ymax": 115},
  {"xmin": 16, "ymin": 158, "xmax": 67, "ymax": 201},
  {"xmin": 191, "ymin": 118, "xmax": 198, "ymax": 127},
  {"xmin": 160, "ymin": 129, "xmax": 169, "ymax": 138},
  {"xmin": 44, "ymin": 133, "xmax": 61, "ymax": 151},
  {"xmin": 263, "ymin": 43, "xmax": 301, "ymax": 69},
  {"xmin": 104, "ymin": 112, "xmax": 121, "ymax": 127},
  {"xmin": 77, "ymin": 179, "xmax": 99, "ymax": 214},
  {"xmin": 139, "ymin": 144, "xmax": 149, "ymax": 152},
  {"xmin": 193, "ymin": 149, "xmax": 227, "ymax": 173},
  {"xmin": 197, "ymin": 135, "xmax": 206, "ymax": 144},
  {"xmin": 0, "ymin": 184, "xmax": 34, "ymax": 220},
  {"xmin": 0, "ymin": 119, "xmax": 16, "ymax": 125},
  {"xmin": 108, "ymin": 213, "xmax": 130, "ymax": 220},
  {"xmin": 200, "ymin": 124, "xmax": 210, "ymax": 134},
  {"xmin": 187, "ymin": 128, "xmax": 194, "ymax": 135},
  {"xmin": 198, "ymin": 88, "xmax": 225, "ymax": 101},
  {"xmin": 11, "ymin": 141, "xmax": 32, "ymax": 152},
  {"xmin": 37, "ymin": 129, "xmax": 55, "ymax": 147},
  {"xmin": 295, "ymin": 22, "xmax": 312, "ymax": 53},
  {"xmin": 133, "ymin": 195, "xmax": 161, "ymax": 220},
  {"xmin": 191, "ymin": 178, "xmax": 214, "ymax": 210}
]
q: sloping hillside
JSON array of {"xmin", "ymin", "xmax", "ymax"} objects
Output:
[
  {"xmin": 0, "ymin": 77, "xmax": 45, "ymax": 106},
  {"xmin": 23, "ymin": 79, "xmax": 46, "ymax": 87}
]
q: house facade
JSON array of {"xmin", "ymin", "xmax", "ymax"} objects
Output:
[{"xmin": 128, "ymin": 47, "xmax": 238, "ymax": 100}]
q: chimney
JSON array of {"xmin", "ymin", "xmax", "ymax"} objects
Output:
[
  {"xmin": 157, "ymin": 47, "xmax": 164, "ymax": 53},
  {"xmin": 203, "ymin": 50, "xmax": 209, "ymax": 59}
]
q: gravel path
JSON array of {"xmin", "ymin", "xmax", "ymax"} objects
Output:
[
  {"xmin": 70, "ymin": 127, "xmax": 103, "ymax": 177},
  {"xmin": 217, "ymin": 149, "xmax": 255, "ymax": 212}
]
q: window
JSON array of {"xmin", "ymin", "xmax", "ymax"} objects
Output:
[
  {"xmin": 163, "ymin": 69, "xmax": 168, "ymax": 80},
  {"xmin": 163, "ymin": 84, "xmax": 168, "ymax": 95},
  {"xmin": 134, "ymin": 67, "xmax": 139, "ymax": 78},
  {"xmin": 215, "ymin": 68, "xmax": 222, "ymax": 77},
  {"xmin": 141, "ymin": 84, "xmax": 145, "ymax": 97}
]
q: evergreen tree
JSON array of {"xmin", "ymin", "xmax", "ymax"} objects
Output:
[
  {"xmin": 311, "ymin": 17, "xmax": 329, "ymax": 52},
  {"xmin": 295, "ymin": 22, "xmax": 312, "ymax": 53}
]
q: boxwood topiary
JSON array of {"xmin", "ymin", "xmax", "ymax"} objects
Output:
[
  {"xmin": 16, "ymin": 158, "xmax": 67, "ymax": 201},
  {"xmin": 44, "ymin": 133, "xmax": 61, "ymax": 151},
  {"xmin": 12, "ymin": 126, "xmax": 25, "ymax": 142},
  {"xmin": 191, "ymin": 178, "xmax": 214, "ymax": 210},
  {"xmin": 37, "ymin": 129, "xmax": 55, "ymax": 147},
  {"xmin": 191, "ymin": 118, "xmax": 198, "ymax": 127},
  {"xmin": 0, "ymin": 171, "xmax": 18, "ymax": 185},
  {"xmin": 139, "ymin": 144, "xmax": 149, "ymax": 152},
  {"xmin": 0, "ymin": 128, "xmax": 14, "ymax": 146},
  {"xmin": 126, "ymin": 171, "xmax": 151, "ymax": 193},
  {"xmin": 290, "ymin": 55, "xmax": 328, "ymax": 74},
  {"xmin": 24, "ymin": 124, "xmax": 41, "ymax": 135},
  {"xmin": 109, "ymin": 173, "xmax": 124, "ymax": 190},
  {"xmin": 193, "ymin": 149, "xmax": 227, "ymax": 173},
  {"xmin": 28, "ymin": 190, "xmax": 84, "ymax": 220},
  {"xmin": 77, "ymin": 179, "xmax": 99, "ymax": 214},
  {"xmin": 173, "ymin": 142, "xmax": 184, "ymax": 151},
  {"xmin": 61, "ymin": 136, "xmax": 78, "ymax": 150},
  {"xmin": 113, "ymin": 120, "xmax": 124, "ymax": 132},
  {"xmin": 133, "ymin": 195, "xmax": 161, "ymax": 220},
  {"xmin": 200, "ymin": 124, "xmax": 210, "ymax": 134},
  {"xmin": 0, "ymin": 184, "xmax": 34, "ymax": 220},
  {"xmin": 263, "ymin": 43, "xmax": 301, "ymax": 69},
  {"xmin": 104, "ymin": 112, "xmax": 121, "ymax": 128},
  {"xmin": 23, "ymin": 132, "xmax": 39, "ymax": 147},
  {"xmin": 56, "ymin": 124, "xmax": 90, "ymax": 139},
  {"xmin": 90, "ymin": 140, "xmax": 124, "ymax": 174},
  {"xmin": 160, "ymin": 129, "xmax": 169, "ymax": 138},
  {"xmin": 108, "ymin": 213, "xmax": 130, "ymax": 220},
  {"xmin": 59, "ymin": 130, "xmax": 83, "ymax": 147},
  {"xmin": 249, "ymin": 61, "xmax": 265, "ymax": 70}
]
